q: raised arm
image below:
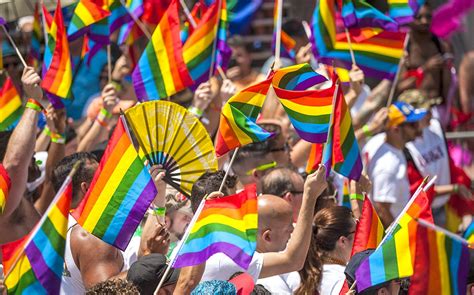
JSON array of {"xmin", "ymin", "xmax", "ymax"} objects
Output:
[{"xmin": 259, "ymin": 165, "xmax": 327, "ymax": 278}]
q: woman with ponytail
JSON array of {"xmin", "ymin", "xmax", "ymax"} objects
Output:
[{"xmin": 295, "ymin": 206, "xmax": 356, "ymax": 295}]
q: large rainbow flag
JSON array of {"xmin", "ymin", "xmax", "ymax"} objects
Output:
[
  {"xmin": 272, "ymin": 64, "xmax": 332, "ymax": 143},
  {"xmin": 355, "ymin": 190, "xmax": 433, "ymax": 292},
  {"xmin": 214, "ymin": 76, "xmax": 274, "ymax": 157},
  {"xmin": 173, "ymin": 184, "xmax": 258, "ymax": 269},
  {"xmin": 41, "ymin": 0, "xmax": 73, "ymax": 100},
  {"xmin": 67, "ymin": 0, "xmax": 111, "ymax": 40},
  {"xmin": 409, "ymin": 221, "xmax": 470, "ymax": 295},
  {"xmin": 27, "ymin": 3, "xmax": 43, "ymax": 69},
  {"xmin": 132, "ymin": 0, "xmax": 193, "ymax": 101},
  {"xmin": 338, "ymin": 0, "xmax": 398, "ymax": 31},
  {"xmin": 321, "ymin": 79, "xmax": 362, "ymax": 180},
  {"xmin": 351, "ymin": 196, "xmax": 384, "ymax": 255},
  {"xmin": 311, "ymin": 0, "xmax": 406, "ymax": 80},
  {"xmin": 0, "ymin": 76, "xmax": 23, "ymax": 131},
  {"xmin": 0, "ymin": 165, "xmax": 10, "ymax": 214},
  {"xmin": 72, "ymin": 118, "xmax": 157, "ymax": 250},
  {"xmin": 3, "ymin": 177, "xmax": 72, "ymax": 294},
  {"xmin": 387, "ymin": 0, "xmax": 425, "ymax": 25}
]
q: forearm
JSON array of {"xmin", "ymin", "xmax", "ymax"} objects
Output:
[
  {"xmin": 35, "ymin": 130, "xmax": 50, "ymax": 152},
  {"xmin": 77, "ymin": 114, "xmax": 110, "ymax": 152},
  {"xmin": 374, "ymin": 203, "xmax": 394, "ymax": 228},
  {"xmin": 174, "ymin": 264, "xmax": 206, "ymax": 295},
  {"xmin": 434, "ymin": 184, "xmax": 456, "ymax": 196},
  {"xmin": 2, "ymin": 109, "xmax": 39, "ymax": 216},
  {"xmin": 290, "ymin": 140, "xmax": 312, "ymax": 169},
  {"xmin": 344, "ymin": 89, "xmax": 358, "ymax": 110},
  {"xmin": 352, "ymin": 80, "xmax": 390, "ymax": 128}
]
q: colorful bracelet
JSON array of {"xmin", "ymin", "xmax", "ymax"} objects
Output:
[
  {"xmin": 362, "ymin": 125, "xmax": 372, "ymax": 138},
  {"xmin": 96, "ymin": 117, "xmax": 108, "ymax": 127},
  {"xmin": 188, "ymin": 106, "xmax": 204, "ymax": 118},
  {"xmin": 50, "ymin": 136, "xmax": 66, "ymax": 144},
  {"xmin": 349, "ymin": 193, "xmax": 364, "ymax": 201},
  {"xmin": 111, "ymin": 80, "xmax": 123, "ymax": 92},
  {"xmin": 25, "ymin": 99, "xmax": 44, "ymax": 112},
  {"xmin": 453, "ymin": 184, "xmax": 459, "ymax": 194},
  {"xmin": 100, "ymin": 108, "xmax": 113, "ymax": 119},
  {"xmin": 43, "ymin": 126, "xmax": 52, "ymax": 136},
  {"xmin": 152, "ymin": 206, "xmax": 166, "ymax": 217}
]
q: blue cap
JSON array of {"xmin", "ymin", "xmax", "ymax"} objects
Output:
[
  {"xmin": 2, "ymin": 40, "xmax": 15, "ymax": 57},
  {"xmin": 388, "ymin": 101, "xmax": 428, "ymax": 127}
]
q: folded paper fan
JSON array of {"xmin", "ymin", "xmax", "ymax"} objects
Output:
[{"xmin": 124, "ymin": 101, "xmax": 218, "ymax": 197}]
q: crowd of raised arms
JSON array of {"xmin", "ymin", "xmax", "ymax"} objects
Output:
[{"xmin": 0, "ymin": 0, "xmax": 473, "ymax": 294}]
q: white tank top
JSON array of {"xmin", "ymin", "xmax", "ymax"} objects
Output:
[{"xmin": 60, "ymin": 217, "xmax": 85, "ymax": 295}]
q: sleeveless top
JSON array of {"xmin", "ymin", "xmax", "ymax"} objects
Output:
[{"xmin": 60, "ymin": 217, "xmax": 85, "ymax": 294}]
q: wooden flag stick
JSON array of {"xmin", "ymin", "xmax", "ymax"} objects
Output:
[
  {"xmin": 119, "ymin": 0, "xmax": 152, "ymax": 40},
  {"xmin": 274, "ymin": 0, "xmax": 283, "ymax": 66},
  {"xmin": 0, "ymin": 22, "xmax": 28, "ymax": 68},
  {"xmin": 107, "ymin": 44, "xmax": 112, "ymax": 84},
  {"xmin": 344, "ymin": 28, "xmax": 356, "ymax": 66},
  {"xmin": 386, "ymin": 33, "xmax": 410, "ymax": 107},
  {"xmin": 417, "ymin": 218, "xmax": 471, "ymax": 245}
]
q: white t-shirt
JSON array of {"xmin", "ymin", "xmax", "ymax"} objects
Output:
[
  {"xmin": 366, "ymin": 140, "xmax": 410, "ymax": 218},
  {"xmin": 257, "ymin": 271, "xmax": 301, "ymax": 294},
  {"xmin": 406, "ymin": 119, "xmax": 451, "ymax": 208},
  {"xmin": 201, "ymin": 252, "xmax": 264, "ymax": 282},
  {"xmin": 319, "ymin": 264, "xmax": 346, "ymax": 295}
]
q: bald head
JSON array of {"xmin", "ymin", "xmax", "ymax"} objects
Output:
[{"xmin": 258, "ymin": 194, "xmax": 293, "ymax": 226}]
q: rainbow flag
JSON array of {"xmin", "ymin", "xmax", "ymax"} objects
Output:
[
  {"xmin": 72, "ymin": 118, "xmax": 157, "ymax": 250},
  {"xmin": 409, "ymin": 221, "xmax": 470, "ymax": 295},
  {"xmin": 272, "ymin": 0, "xmax": 296, "ymax": 60},
  {"xmin": 0, "ymin": 76, "xmax": 23, "ymax": 131},
  {"xmin": 387, "ymin": 0, "xmax": 425, "ymax": 25},
  {"xmin": 322, "ymin": 79, "xmax": 362, "ymax": 180},
  {"xmin": 0, "ymin": 164, "xmax": 11, "ymax": 214},
  {"xmin": 463, "ymin": 221, "xmax": 474, "ymax": 244},
  {"xmin": 338, "ymin": 0, "xmax": 398, "ymax": 31},
  {"xmin": 311, "ymin": 0, "xmax": 406, "ymax": 80},
  {"xmin": 132, "ymin": 0, "xmax": 193, "ymax": 101},
  {"xmin": 27, "ymin": 3, "xmax": 43, "ymax": 68},
  {"xmin": 341, "ymin": 179, "xmax": 351, "ymax": 208},
  {"xmin": 306, "ymin": 143, "xmax": 324, "ymax": 174},
  {"xmin": 117, "ymin": 0, "xmax": 144, "ymax": 45},
  {"xmin": 172, "ymin": 184, "xmax": 258, "ymax": 269},
  {"xmin": 351, "ymin": 196, "xmax": 384, "ymax": 255},
  {"xmin": 214, "ymin": 76, "xmax": 274, "ymax": 157},
  {"xmin": 215, "ymin": 0, "xmax": 231, "ymax": 72},
  {"xmin": 355, "ymin": 190, "xmax": 433, "ymax": 292},
  {"xmin": 3, "ymin": 178, "xmax": 72, "ymax": 294},
  {"xmin": 273, "ymin": 64, "xmax": 332, "ymax": 143},
  {"xmin": 41, "ymin": 0, "xmax": 73, "ymax": 100},
  {"xmin": 67, "ymin": 0, "xmax": 110, "ymax": 40}
]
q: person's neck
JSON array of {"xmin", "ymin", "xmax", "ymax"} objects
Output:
[
  {"xmin": 386, "ymin": 133, "xmax": 406, "ymax": 150},
  {"xmin": 411, "ymin": 30, "xmax": 432, "ymax": 41}
]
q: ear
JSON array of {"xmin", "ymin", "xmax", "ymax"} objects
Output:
[
  {"xmin": 80, "ymin": 182, "xmax": 89, "ymax": 195},
  {"xmin": 165, "ymin": 215, "xmax": 171, "ymax": 227},
  {"xmin": 262, "ymin": 229, "xmax": 272, "ymax": 242},
  {"xmin": 377, "ymin": 287, "xmax": 389, "ymax": 295},
  {"xmin": 281, "ymin": 192, "xmax": 292, "ymax": 203}
]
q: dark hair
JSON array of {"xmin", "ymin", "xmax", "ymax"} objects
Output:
[
  {"xmin": 282, "ymin": 19, "xmax": 306, "ymax": 38},
  {"xmin": 52, "ymin": 152, "xmax": 98, "ymax": 205},
  {"xmin": 86, "ymin": 279, "xmax": 139, "ymax": 295},
  {"xmin": 228, "ymin": 35, "xmax": 254, "ymax": 53},
  {"xmin": 0, "ymin": 131, "xmax": 13, "ymax": 162},
  {"xmin": 260, "ymin": 168, "xmax": 299, "ymax": 197},
  {"xmin": 190, "ymin": 170, "xmax": 237, "ymax": 213},
  {"xmin": 295, "ymin": 206, "xmax": 354, "ymax": 295}
]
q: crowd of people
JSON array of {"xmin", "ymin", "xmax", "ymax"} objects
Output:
[{"xmin": 1, "ymin": 1, "xmax": 474, "ymax": 294}]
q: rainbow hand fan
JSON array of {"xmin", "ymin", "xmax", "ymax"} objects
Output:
[{"xmin": 124, "ymin": 101, "xmax": 218, "ymax": 197}]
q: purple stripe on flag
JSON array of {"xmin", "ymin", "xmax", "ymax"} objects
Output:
[
  {"xmin": 293, "ymin": 76, "xmax": 328, "ymax": 91},
  {"xmin": 173, "ymin": 242, "xmax": 254, "ymax": 270},
  {"xmin": 25, "ymin": 242, "xmax": 62, "ymax": 294},
  {"xmin": 294, "ymin": 129, "xmax": 328, "ymax": 143},
  {"xmin": 355, "ymin": 255, "xmax": 373, "ymax": 292},
  {"xmin": 132, "ymin": 66, "xmax": 148, "ymax": 101}
]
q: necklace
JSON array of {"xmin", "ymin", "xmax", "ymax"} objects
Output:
[{"xmin": 322, "ymin": 255, "xmax": 347, "ymax": 266}]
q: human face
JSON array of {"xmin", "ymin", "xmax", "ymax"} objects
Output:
[
  {"xmin": 169, "ymin": 211, "xmax": 192, "ymax": 240},
  {"xmin": 411, "ymin": 5, "xmax": 432, "ymax": 33},
  {"xmin": 230, "ymin": 46, "xmax": 251, "ymax": 71},
  {"xmin": 400, "ymin": 121, "xmax": 422, "ymax": 142},
  {"xmin": 269, "ymin": 216, "xmax": 294, "ymax": 252},
  {"xmin": 287, "ymin": 173, "xmax": 305, "ymax": 222}
]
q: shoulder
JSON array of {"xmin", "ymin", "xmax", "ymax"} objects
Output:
[{"xmin": 70, "ymin": 225, "xmax": 122, "ymax": 263}]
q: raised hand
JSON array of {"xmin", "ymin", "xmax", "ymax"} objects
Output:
[{"xmin": 21, "ymin": 66, "xmax": 43, "ymax": 101}]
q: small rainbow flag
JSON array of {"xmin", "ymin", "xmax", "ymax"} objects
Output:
[
  {"xmin": 387, "ymin": 0, "xmax": 425, "ymax": 25},
  {"xmin": 67, "ymin": 0, "xmax": 111, "ymax": 40},
  {"xmin": 311, "ymin": 0, "xmax": 406, "ymax": 80},
  {"xmin": 117, "ymin": 0, "xmax": 144, "ymax": 45},
  {"xmin": 27, "ymin": 3, "xmax": 43, "ymax": 69},
  {"xmin": 41, "ymin": 0, "xmax": 73, "ymax": 100},
  {"xmin": 215, "ymin": 0, "xmax": 232, "ymax": 72},
  {"xmin": 0, "ymin": 164, "xmax": 11, "ymax": 214},
  {"xmin": 3, "ymin": 177, "xmax": 72, "ymax": 294},
  {"xmin": 272, "ymin": 0, "xmax": 296, "ymax": 60},
  {"xmin": 214, "ymin": 76, "xmax": 274, "ymax": 157},
  {"xmin": 172, "ymin": 184, "xmax": 258, "ymax": 269},
  {"xmin": 0, "ymin": 76, "xmax": 23, "ymax": 131},
  {"xmin": 463, "ymin": 221, "xmax": 474, "ymax": 244},
  {"xmin": 351, "ymin": 196, "xmax": 384, "ymax": 255},
  {"xmin": 338, "ymin": 0, "xmax": 398, "ymax": 31},
  {"xmin": 409, "ymin": 221, "xmax": 470, "ymax": 295},
  {"xmin": 132, "ymin": 0, "xmax": 193, "ymax": 101},
  {"xmin": 72, "ymin": 117, "xmax": 157, "ymax": 250},
  {"xmin": 272, "ymin": 64, "xmax": 332, "ymax": 143},
  {"xmin": 341, "ymin": 179, "xmax": 351, "ymax": 208},
  {"xmin": 355, "ymin": 190, "xmax": 433, "ymax": 292},
  {"xmin": 305, "ymin": 143, "xmax": 323, "ymax": 174},
  {"xmin": 322, "ymin": 79, "xmax": 362, "ymax": 180}
]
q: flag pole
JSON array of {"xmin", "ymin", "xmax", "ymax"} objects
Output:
[
  {"xmin": 417, "ymin": 218, "xmax": 471, "ymax": 245},
  {"xmin": 0, "ymin": 20, "xmax": 28, "ymax": 68},
  {"xmin": 119, "ymin": 0, "xmax": 152, "ymax": 39},
  {"xmin": 274, "ymin": 0, "xmax": 283, "ymax": 66},
  {"xmin": 386, "ymin": 33, "xmax": 410, "ymax": 107},
  {"xmin": 344, "ymin": 28, "xmax": 357, "ymax": 66},
  {"xmin": 218, "ymin": 147, "xmax": 239, "ymax": 192},
  {"xmin": 107, "ymin": 44, "xmax": 112, "ymax": 84}
]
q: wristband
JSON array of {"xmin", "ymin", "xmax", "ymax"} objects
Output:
[
  {"xmin": 25, "ymin": 99, "xmax": 44, "ymax": 112},
  {"xmin": 362, "ymin": 125, "xmax": 372, "ymax": 138},
  {"xmin": 43, "ymin": 126, "xmax": 52, "ymax": 136},
  {"xmin": 50, "ymin": 136, "xmax": 66, "ymax": 144},
  {"xmin": 96, "ymin": 117, "xmax": 108, "ymax": 127},
  {"xmin": 453, "ymin": 184, "xmax": 459, "ymax": 194},
  {"xmin": 152, "ymin": 206, "xmax": 166, "ymax": 217},
  {"xmin": 100, "ymin": 108, "xmax": 113, "ymax": 119},
  {"xmin": 188, "ymin": 106, "xmax": 204, "ymax": 118},
  {"xmin": 111, "ymin": 80, "xmax": 123, "ymax": 92},
  {"xmin": 349, "ymin": 193, "xmax": 364, "ymax": 201}
]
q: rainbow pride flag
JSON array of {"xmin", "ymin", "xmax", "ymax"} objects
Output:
[
  {"xmin": 463, "ymin": 221, "xmax": 474, "ymax": 244},
  {"xmin": 67, "ymin": 0, "xmax": 111, "ymax": 40},
  {"xmin": 355, "ymin": 190, "xmax": 433, "ymax": 292},
  {"xmin": 273, "ymin": 64, "xmax": 332, "ymax": 143},
  {"xmin": 3, "ymin": 177, "xmax": 72, "ymax": 294},
  {"xmin": 311, "ymin": 0, "xmax": 406, "ymax": 80},
  {"xmin": 173, "ymin": 184, "xmax": 258, "ymax": 269},
  {"xmin": 72, "ymin": 118, "xmax": 157, "ymax": 250},
  {"xmin": 409, "ymin": 221, "xmax": 470, "ymax": 295},
  {"xmin": 341, "ymin": 179, "xmax": 351, "ymax": 208},
  {"xmin": 0, "ymin": 76, "xmax": 23, "ymax": 131},
  {"xmin": 338, "ymin": 0, "xmax": 398, "ymax": 31},
  {"xmin": 215, "ymin": 0, "xmax": 231, "ymax": 72},
  {"xmin": 117, "ymin": 0, "xmax": 144, "ymax": 45},
  {"xmin": 387, "ymin": 0, "xmax": 425, "ymax": 25},
  {"xmin": 322, "ymin": 79, "xmax": 362, "ymax": 180},
  {"xmin": 132, "ymin": 0, "xmax": 193, "ymax": 101},
  {"xmin": 306, "ymin": 143, "xmax": 324, "ymax": 174},
  {"xmin": 272, "ymin": 0, "xmax": 296, "ymax": 60},
  {"xmin": 351, "ymin": 196, "xmax": 384, "ymax": 255},
  {"xmin": 27, "ymin": 3, "xmax": 43, "ymax": 68},
  {"xmin": 41, "ymin": 0, "xmax": 73, "ymax": 100},
  {"xmin": 214, "ymin": 76, "xmax": 274, "ymax": 157},
  {"xmin": 0, "ymin": 165, "xmax": 11, "ymax": 214}
]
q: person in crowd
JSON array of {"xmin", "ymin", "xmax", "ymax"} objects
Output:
[
  {"xmin": 296, "ymin": 206, "xmax": 356, "ymax": 295},
  {"xmin": 174, "ymin": 165, "xmax": 327, "ymax": 294},
  {"xmin": 86, "ymin": 279, "xmax": 140, "ymax": 295},
  {"xmin": 364, "ymin": 101, "xmax": 427, "ymax": 227}
]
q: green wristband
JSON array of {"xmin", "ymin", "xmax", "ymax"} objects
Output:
[
  {"xmin": 100, "ymin": 108, "xmax": 113, "ymax": 119},
  {"xmin": 362, "ymin": 125, "xmax": 372, "ymax": 137},
  {"xmin": 188, "ymin": 106, "xmax": 204, "ymax": 117},
  {"xmin": 153, "ymin": 207, "xmax": 166, "ymax": 217},
  {"xmin": 350, "ymin": 193, "xmax": 364, "ymax": 201}
]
